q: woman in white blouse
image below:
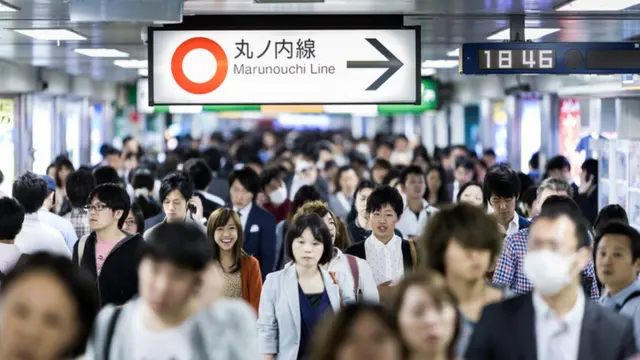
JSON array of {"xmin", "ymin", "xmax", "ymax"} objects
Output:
[{"xmin": 291, "ymin": 200, "xmax": 379, "ymax": 303}]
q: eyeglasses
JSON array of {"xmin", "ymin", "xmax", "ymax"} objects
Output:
[
  {"xmin": 84, "ymin": 203, "xmax": 108, "ymax": 213},
  {"xmin": 124, "ymin": 219, "xmax": 136, "ymax": 227}
]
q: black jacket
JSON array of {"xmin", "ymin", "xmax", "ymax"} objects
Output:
[{"xmin": 72, "ymin": 232, "xmax": 143, "ymax": 307}]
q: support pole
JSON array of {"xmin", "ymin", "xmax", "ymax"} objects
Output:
[{"xmin": 509, "ymin": 15, "xmax": 525, "ymax": 42}]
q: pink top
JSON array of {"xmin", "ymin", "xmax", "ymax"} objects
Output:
[{"xmin": 95, "ymin": 239, "xmax": 118, "ymax": 275}]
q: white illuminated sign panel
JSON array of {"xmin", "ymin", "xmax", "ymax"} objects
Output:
[{"xmin": 150, "ymin": 29, "xmax": 419, "ymax": 105}]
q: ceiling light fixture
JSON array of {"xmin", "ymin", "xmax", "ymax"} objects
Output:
[
  {"xmin": 13, "ymin": 29, "xmax": 86, "ymax": 41},
  {"xmin": 486, "ymin": 28, "xmax": 561, "ymax": 41},
  {"xmin": 422, "ymin": 60, "xmax": 458, "ymax": 68},
  {"xmin": 138, "ymin": 68, "xmax": 149, "ymax": 77},
  {"xmin": 0, "ymin": 1, "xmax": 18, "ymax": 12},
  {"xmin": 74, "ymin": 48, "xmax": 129, "ymax": 58},
  {"xmin": 114, "ymin": 59, "xmax": 147, "ymax": 69},
  {"xmin": 421, "ymin": 68, "xmax": 436, "ymax": 76},
  {"xmin": 446, "ymin": 49, "xmax": 459, "ymax": 57},
  {"xmin": 556, "ymin": 0, "xmax": 640, "ymax": 11}
]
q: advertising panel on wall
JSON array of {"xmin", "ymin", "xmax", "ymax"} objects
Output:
[
  {"xmin": 0, "ymin": 98, "xmax": 14, "ymax": 196},
  {"xmin": 558, "ymin": 99, "xmax": 582, "ymax": 183},
  {"xmin": 492, "ymin": 101, "xmax": 508, "ymax": 164}
]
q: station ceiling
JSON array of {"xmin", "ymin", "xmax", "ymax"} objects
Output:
[{"xmin": 1, "ymin": 0, "xmax": 640, "ymax": 83}]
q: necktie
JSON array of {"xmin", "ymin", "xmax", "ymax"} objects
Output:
[{"xmin": 547, "ymin": 321, "xmax": 568, "ymax": 360}]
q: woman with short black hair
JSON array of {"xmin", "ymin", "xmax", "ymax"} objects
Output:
[{"xmin": 258, "ymin": 213, "xmax": 355, "ymax": 360}]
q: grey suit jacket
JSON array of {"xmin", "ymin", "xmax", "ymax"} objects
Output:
[
  {"xmin": 257, "ymin": 265, "xmax": 355, "ymax": 359},
  {"xmin": 466, "ymin": 292, "xmax": 637, "ymax": 360}
]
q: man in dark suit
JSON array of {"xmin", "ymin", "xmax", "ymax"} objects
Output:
[
  {"xmin": 467, "ymin": 196, "xmax": 637, "ymax": 360},
  {"xmin": 229, "ymin": 167, "xmax": 277, "ymax": 278},
  {"xmin": 183, "ymin": 158, "xmax": 224, "ymax": 220}
]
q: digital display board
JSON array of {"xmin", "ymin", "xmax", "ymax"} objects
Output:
[{"xmin": 462, "ymin": 42, "xmax": 640, "ymax": 75}]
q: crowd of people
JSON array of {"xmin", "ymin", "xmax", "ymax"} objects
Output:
[{"xmin": 0, "ymin": 128, "xmax": 635, "ymax": 360}]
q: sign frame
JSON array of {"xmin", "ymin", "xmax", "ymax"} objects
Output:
[
  {"xmin": 462, "ymin": 42, "xmax": 640, "ymax": 75},
  {"xmin": 148, "ymin": 26, "xmax": 421, "ymax": 106}
]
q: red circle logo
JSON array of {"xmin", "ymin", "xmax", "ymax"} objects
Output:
[{"xmin": 171, "ymin": 37, "xmax": 228, "ymax": 94}]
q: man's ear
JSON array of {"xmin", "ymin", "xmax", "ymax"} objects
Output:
[{"xmin": 114, "ymin": 209, "xmax": 124, "ymax": 221}]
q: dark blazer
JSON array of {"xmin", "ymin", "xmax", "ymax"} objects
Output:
[
  {"xmin": 466, "ymin": 293, "xmax": 637, "ymax": 360},
  {"xmin": 144, "ymin": 211, "xmax": 165, "ymax": 230},
  {"xmin": 206, "ymin": 176, "xmax": 229, "ymax": 204},
  {"xmin": 242, "ymin": 204, "xmax": 277, "ymax": 279},
  {"xmin": 518, "ymin": 216, "xmax": 531, "ymax": 230},
  {"xmin": 195, "ymin": 191, "xmax": 222, "ymax": 220}
]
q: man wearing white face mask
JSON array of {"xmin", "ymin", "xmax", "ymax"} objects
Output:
[
  {"xmin": 260, "ymin": 168, "xmax": 291, "ymax": 223},
  {"xmin": 493, "ymin": 178, "xmax": 600, "ymax": 300},
  {"xmin": 467, "ymin": 197, "xmax": 637, "ymax": 360}
]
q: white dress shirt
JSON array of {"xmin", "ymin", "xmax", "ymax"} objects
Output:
[
  {"xmin": 533, "ymin": 290, "xmax": 585, "ymax": 360},
  {"xmin": 38, "ymin": 209, "xmax": 78, "ymax": 250},
  {"xmin": 396, "ymin": 199, "xmax": 438, "ymax": 238},
  {"xmin": 234, "ymin": 202, "xmax": 252, "ymax": 231},
  {"xmin": 364, "ymin": 234, "xmax": 405, "ymax": 286},
  {"xmin": 15, "ymin": 213, "xmax": 71, "ymax": 258},
  {"xmin": 502, "ymin": 211, "xmax": 520, "ymax": 238}
]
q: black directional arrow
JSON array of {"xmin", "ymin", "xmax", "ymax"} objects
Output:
[{"xmin": 346, "ymin": 38, "xmax": 404, "ymax": 91}]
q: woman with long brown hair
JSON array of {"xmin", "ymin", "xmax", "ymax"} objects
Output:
[
  {"xmin": 207, "ymin": 208, "xmax": 263, "ymax": 311},
  {"xmin": 390, "ymin": 271, "xmax": 462, "ymax": 360}
]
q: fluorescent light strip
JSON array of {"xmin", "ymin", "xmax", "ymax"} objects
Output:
[
  {"xmin": 114, "ymin": 59, "xmax": 147, "ymax": 69},
  {"xmin": 14, "ymin": 29, "xmax": 86, "ymax": 41},
  {"xmin": 487, "ymin": 28, "xmax": 561, "ymax": 41},
  {"xmin": 421, "ymin": 68, "xmax": 436, "ymax": 76},
  {"xmin": 422, "ymin": 60, "xmax": 458, "ymax": 68},
  {"xmin": 557, "ymin": 0, "xmax": 640, "ymax": 11},
  {"xmin": 75, "ymin": 48, "xmax": 129, "ymax": 58},
  {"xmin": 138, "ymin": 68, "xmax": 149, "ymax": 77},
  {"xmin": 0, "ymin": 1, "xmax": 18, "ymax": 12},
  {"xmin": 447, "ymin": 48, "xmax": 459, "ymax": 57}
]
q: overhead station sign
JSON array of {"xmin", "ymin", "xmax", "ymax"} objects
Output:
[{"xmin": 149, "ymin": 28, "xmax": 420, "ymax": 105}]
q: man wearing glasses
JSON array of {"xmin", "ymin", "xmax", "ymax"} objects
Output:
[{"xmin": 73, "ymin": 183, "xmax": 143, "ymax": 307}]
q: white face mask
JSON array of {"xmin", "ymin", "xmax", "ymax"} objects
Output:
[
  {"xmin": 268, "ymin": 186, "xmax": 287, "ymax": 206},
  {"xmin": 523, "ymin": 249, "xmax": 575, "ymax": 296}
]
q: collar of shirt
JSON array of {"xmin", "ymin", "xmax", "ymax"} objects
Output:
[
  {"xmin": 404, "ymin": 198, "xmax": 431, "ymax": 212},
  {"xmin": 501, "ymin": 211, "xmax": 520, "ymax": 237},
  {"xmin": 24, "ymin": 212, "xmax": 39, "ymax": 222},
  {"xmin": 234, "ymin": 202, "xmax": 253, "ymax": 217},
  {"xmin": 604, "ymin": 280, "xmax": 640, "ymax": 309},
  {"xmin": 367, "ymin": 234, "xmax": 401, "ymax": 250},
  {"xmin": 533, "ymin": 289, "xmax": 585, "ymax": 327}
]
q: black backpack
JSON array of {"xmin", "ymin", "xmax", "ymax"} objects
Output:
[{"xmin": 614, "ymin": 290, "xmax": 640, "ymax": 312}]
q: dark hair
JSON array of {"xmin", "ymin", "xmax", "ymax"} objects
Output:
[
  {"xmin": 399, "ymin": 165, "xmax": 425, "ymax": 186},
  {"xmin": 483, "ymin": 164, "xmax": 521, "ymax": 201},
  {"xmin": 65, "ymin": 170, "xmax": 96, "ymax": 208},
  {"xmin": 132, "ymin": 168, "xmax": 155, "ymax": 191},
  {"xmin": 594, "ymin": 204, "xmax": 629, "ymax": 235},
  {"xmin": 517, "ymin": 172, "xmax": 534, "ymax": 199},
  {"xmin": 546, "ymin": 155, "xmax": 571, "ymax": 172},
  {"xmin": 293, "ymin": 200, "xmax": 352, "ymax": 249},
  {"xmin": 288, "ymin": 185, "xmax": 323, "ymax": 222},
  {"xmin": 260, "ymin": 167, "xmax": 282, "ymax": 192},
  {"xmin": 0, "ymin": 197, "xmax": 25, "ymax": 240},
  {"xmin": 483, "ymin": 149, "xmax": 496, "ymax": 158},
  {"xmin": 1, "ymin": 252, "xmax": 99, "ymax": 358},
  {"xmin": 365, "ymin": 185, "xmax": 404, "ymax": 218},
  {"xmin": 372, "ymin": 158, "xmax": 392, "ymax": 171},
  {"xmin": 456, "ymin": 181, "xmax": 487, "ymax": 207},
  {"xmin": 390, "ymin": 270, "xmax": 460, "ymax": 359},
  {"xmin": 53, "ymin": 156, "xmax": 74, "ymax": 188},
  {"xmin": 159, "ymin": 171, "xmax": 194, "ymax": 203},
  {"xmin": 310, "ymin": 303, "xmax": 407, "ymax": 360},
  {"xmin": 347, "ymin": 180, "xmax": 377, "ymax": 222},
  {"xmin": 335, "ymin": 165, "xmax": 356, "ymax": 193},
  {"xmin": 594, "ymin": 221, "xmax": 640, "ymax": 262},
  {"xmin": 285, "ymin": 213, "xmax": 333, "ymax": 265},
  {"xmin": 529, "ymin": 152, "xmax": 539, "ymax": 169},
  {"xmin": 183, "ymin": 158, "xmax": 213, "ymax": 191},
  {"xmin": 454, "ymin": 156, "xmax": 475, "ymax": 172},
  {"xmin": 140, "ymin": 221, "xmax": 213, "ymax": 271},
  {"xmin": 93, "ymin": 166, "xmax": 122, "ymax": 187},
  {"xmin": 127, "ymin": 203, "xmax": 145, "ymax": 234},
  {"xmin": 207, "ymin": 208, "xmax": 246, "ymax": 273},
  {"xmin": 228, "ymin": 167, "xmax": 261, "ymax": 200},
  {"xmin": 581, "ymin": 159, "xmax": 598, "ymax": 181},
  {"xmin": 537, "ymin": 195, "xmax": 591, "ymax": 249},
  {"xmin": 424, "ymin": 166, "xmax": 450, "ymax": 206},
  {"xmin": 519, "ymin": 185, "xmax": 538, "ymax": 217},
  {"xmin": 0, "ymin": 169, "xmax": 4, "ymax": 185},
  {"xmin": 88, "ymin": 183, "xmax": 131, "ymax": 229},
  {"xmin": 12, "ymin": 172, "xmax": 49, "ymax": 213},
  {"xmin": 420, "ymin": 203, "xmax": 502, "ymax": 274}
]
